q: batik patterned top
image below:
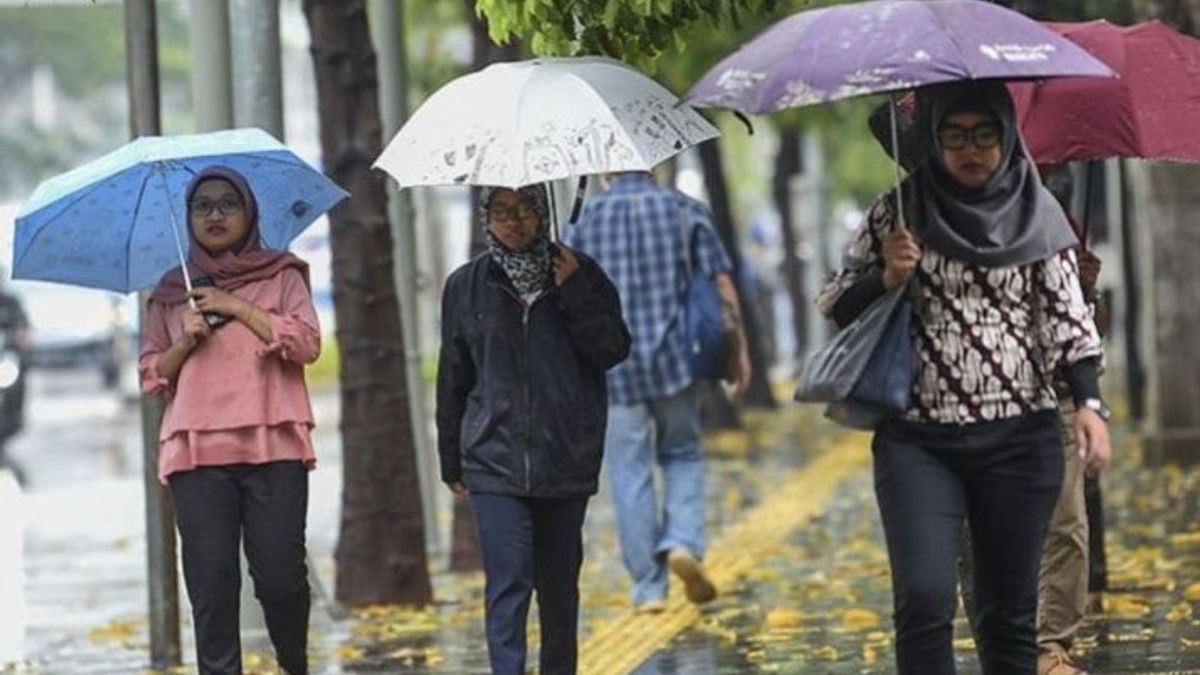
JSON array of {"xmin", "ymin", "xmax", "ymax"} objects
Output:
[{"xmin": 817, "ymin": 196, "xmax": 1101, "ymax": 425}]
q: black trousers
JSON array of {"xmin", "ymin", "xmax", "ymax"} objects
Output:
[
  {"xmin": 873, "ymin": 411, "xmax": 1063, "ymax": 675},
  {"xmin": 471, "ymin": 493, "xmax": 589, "ymax": 675},
  {"xmin": 170, "ymin": 461, "xmax": 310, "ymax": 675}
]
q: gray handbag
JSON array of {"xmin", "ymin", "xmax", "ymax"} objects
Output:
[{"xmin": 795, "ymin": 282, "xmax": 915, "ymax": 428}]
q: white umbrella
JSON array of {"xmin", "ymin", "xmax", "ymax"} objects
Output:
[{"xmin": 373, "ymin": 56, "xmax": 719, "ymax": 190}]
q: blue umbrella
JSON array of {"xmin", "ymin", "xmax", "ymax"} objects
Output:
[{"xmin": 12, "ymin": 128, "xmax": 349, "ymax": 294}]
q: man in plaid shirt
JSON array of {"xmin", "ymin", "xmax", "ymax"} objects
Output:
[{"xmin": 563, "ymin": 171, "xmax": 750, "ymax": 612}]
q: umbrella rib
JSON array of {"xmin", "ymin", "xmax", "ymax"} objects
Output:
[
  {"xmin": 12, "ymin": 176, "xmax": 117, "ymax": 278},
  {"xmin": 924, "ymin": 4, "xmax": 973, "ymax": 80},
  {"xmin": 122, "ymin": 166, "xmax": 157, "ymax": 292}
]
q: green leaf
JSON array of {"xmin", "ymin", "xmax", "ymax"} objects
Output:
[
  {"xmin": 602, "ymin": 0, "xmax": 622, "ymax": 29},
  {"xmin": 672, "ymin": 28, "xmax": 687, "ymax": 53}
]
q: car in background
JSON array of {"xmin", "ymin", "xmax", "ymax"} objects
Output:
[{"xmin": 15, "ymin": 281, "xmax": 135, "ymax": 389}]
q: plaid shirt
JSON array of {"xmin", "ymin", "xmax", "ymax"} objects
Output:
[{"xmin": 563, "ymin": 174, "xmax": 732, "ymax": 404}]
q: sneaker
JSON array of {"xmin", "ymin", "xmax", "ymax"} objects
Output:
[
  {"xmin": 634, "ymin": 599, "xmax": 667, "ymax": 615},
  {"xmin": 1038, "ymin": 648, "xmax": 1088, "ymax": 675},
  {"xmin": 667, "ymin": 548, "xmax": 717, "ymax": 604}
]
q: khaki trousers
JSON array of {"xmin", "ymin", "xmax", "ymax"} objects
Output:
[{"xmin": 1037, "ymin": 405, "xmax": 1089, "ymax": 651}]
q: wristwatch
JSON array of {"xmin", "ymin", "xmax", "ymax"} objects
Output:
[{"xmin": 1077, "ymin": 398, "xmax": 1112, "ymax": 422}]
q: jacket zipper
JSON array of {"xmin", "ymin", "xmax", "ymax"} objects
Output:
[
  {"xmin": 522, "ymin": 300, "xmax": 532, "ymax": 493},
  {"xmin": 498, "ymin": 283, "xmax": 536, "ymax": 493}
]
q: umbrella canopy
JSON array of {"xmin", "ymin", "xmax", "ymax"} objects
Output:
[
  {"xmin": 13, "ymin": 128, "xmax": 348, "ymax": 294},
  {"xmin": 1010, "ymin": 20, "xmax": 1200, "ymax": 164},
  {"xmin": 374, "ymin": 56, "xmax": 719, "ymax": 189},
  {"xmin": 682, "ymin": 0, "xmax": 1113, "ymax": 114}
]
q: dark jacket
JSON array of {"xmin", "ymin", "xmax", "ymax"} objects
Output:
[{"xmin": 436, "ymin": 251, "xmax": 631, "ymax": 498}]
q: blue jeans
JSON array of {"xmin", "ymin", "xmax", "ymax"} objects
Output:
[
  {"xmin": 604, "ymin": 383, "xmax": 705, "ymax": 604},
  {"xmin": 471, "ymin": 493, "xmax": 589, "ymax": 675}
]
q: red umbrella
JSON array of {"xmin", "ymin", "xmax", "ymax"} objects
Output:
[{"xmin": 1010, "ymin": 20, "xmax": 1200, "ymax": 164}]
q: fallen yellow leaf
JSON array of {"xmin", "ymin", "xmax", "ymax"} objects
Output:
[
  {"xmin": 842, "ymin": 608, "xmax": 881, "ymax": 631},
  {"xmin": 88, "ymin": 617, "xmax": 144, "ymax": 644},
  {"xmin": 1103, "ymin": 593, "xmax": 1153, "ymax": 619},
  {"xmin": 765, "ymin": 608, "xmax": 807, "ymax": 628},
  {"xmin": 334, "ymin": 645, "xmax": 365, "ymax": 662},
  {"xmin": 1166, "ymin": 601, "xmax": 1194, "ymax": 622}
]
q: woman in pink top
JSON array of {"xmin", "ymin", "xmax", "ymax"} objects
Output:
[{"xmin": 138, "ymin": 166, "xmax": 319, "ymax": 675}]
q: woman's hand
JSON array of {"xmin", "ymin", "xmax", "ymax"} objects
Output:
[
  {"xmin": 446, "ymin": 481, "xmax": 469, "ymax": 496},
  {"xmin": 155, "ymin": 307, "xmax": 210, "ymax": 381},
  {"xmin": 180, "ymin": 307, "xmax": 211, "ymax": 347},
  {"xmin": 883, "ymin": 220, "xmax": 922, "ymax": 290},
  {"xmin": 190, "ymin": 286, "xmax": 246, "ymax": 318},
  {"xmin": 1075, "ymin": 408, "xmax": 1112, "ymax": 477},
  {"xmin": 553, "ymin": 245, "xmax": 581, "ymax": 286}
]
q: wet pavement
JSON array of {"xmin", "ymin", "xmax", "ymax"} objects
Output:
[
  {"xmin": 6, "ymin": 370, "xmax": 1200, "ymax": 673},
  {"xmin": 630, "ymin": 424, "xmax": 1200, "ymax": 674}
]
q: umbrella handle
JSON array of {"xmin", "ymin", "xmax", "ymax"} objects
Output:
[
  {"xmin": 156, "ymin": 165, "xmax": 198, "ymax": 309},
  {"xmin": 547, "ymin": 182, "xmax": 560, "ymax": 242},
  {"xmin": 567, "ymin": 176, "xmax": 588, "ymax": 226}
]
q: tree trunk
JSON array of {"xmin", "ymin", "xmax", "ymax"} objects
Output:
[
  {"xmin": 304, "ymin": 0, "xmax": 432, "ymax": 606},
  {"xmin": 698, "ymin": 140, "xmax": 778, "ymax": 410},
  {"xmin": 1119, "ymin": 163, "xmax": 1146, "ymax": 421},
  {"xmin": 1131, "ymin": 162, "xmax": 1200, "ymax": 462},
  {"xmin": 1132, "ymin": 0, "xmax": 1200, "ymax": 463},
  {"xmin": 772, "ymin": 123, "xmax": 809, "ymax": 361}
]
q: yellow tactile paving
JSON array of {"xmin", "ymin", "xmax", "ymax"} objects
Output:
[{"xmin": 576, "ymin": 431, "xmax": 872, "ymax": 674}]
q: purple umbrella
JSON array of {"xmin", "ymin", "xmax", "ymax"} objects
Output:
[{"xmin": 683, "ymin": 0, "xmax": 1114, "ymax": 114}]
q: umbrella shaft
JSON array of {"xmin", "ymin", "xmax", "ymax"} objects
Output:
[{"xmin": 890, "ymin": 101, "xmax": 906, "ymax": 229}]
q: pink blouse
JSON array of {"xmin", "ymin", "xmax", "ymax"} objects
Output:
[{"xmin": 138, "ymin": 268, "xmax": 320, "ymax": 484}]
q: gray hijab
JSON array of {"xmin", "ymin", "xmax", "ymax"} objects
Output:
[
  {"xmin": 480, "ymin": 184, "xmax": 554, "ymax": 297},
  {"xmin": 901, "ymin": 81, "xmax": 1077, "ymax": 268}
]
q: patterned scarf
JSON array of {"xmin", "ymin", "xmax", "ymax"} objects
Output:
[{"xmin": 481, "ymin": 184, "xmax": 554, "ymax": 297}]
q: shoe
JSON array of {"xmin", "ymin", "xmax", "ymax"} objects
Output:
[
  {"xmin": 1038, "ymin": 648, "xmax": 1088, "ymax": 675},
  {"xmin": 667, "ymin": 548, "xmax": 717, "ymax": 604},
  {"xmin": 634, "ymin": 599, "xmax": 667, "ymax": 615}
]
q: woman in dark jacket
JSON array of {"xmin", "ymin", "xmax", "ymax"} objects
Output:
[
  {"xmin": 819, "ymin": 81, "xmax": 1110, "ymax": 674},
  {"xmin": 437, "ymin": 183, "xmax": 631, "ymax": 675}
]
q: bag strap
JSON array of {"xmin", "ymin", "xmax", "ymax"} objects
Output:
[{"xmin": 678, "ymin": 209, "xmax": 697, "ymax": 286}]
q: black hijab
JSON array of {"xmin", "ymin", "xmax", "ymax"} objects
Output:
[{"xmin": 888, "ymin": 81, "xmax": 1078, "ymax": 268}]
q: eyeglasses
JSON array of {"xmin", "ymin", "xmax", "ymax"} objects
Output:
[
  {"xmin": 937, "ymin": 123, "xmax": 1002, "ymax": 151},
  {"xmin": 488, "ymin": 204, "xmax": 538, "ymax": 222},
  {"xmin": 190, "ymin": 197, "xmax": 244, "ymax": 218}
]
